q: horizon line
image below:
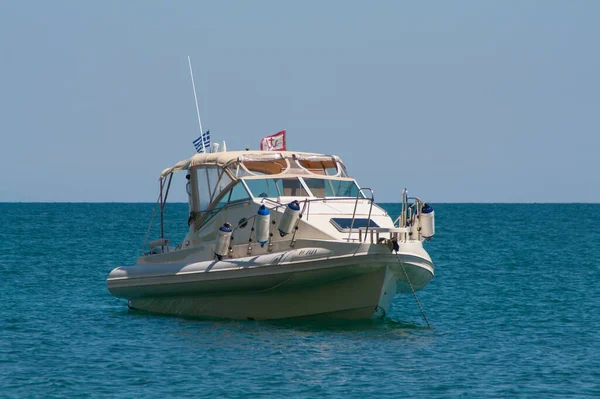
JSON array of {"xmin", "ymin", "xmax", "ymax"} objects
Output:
[{"xmin": 1, "ymin": 201, "xmax": 599, "ymax": 205}]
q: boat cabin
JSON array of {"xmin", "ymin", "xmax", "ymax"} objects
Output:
[{"xmin": 160, "ymin": 151, "xmax": 366, "ymax": 232}]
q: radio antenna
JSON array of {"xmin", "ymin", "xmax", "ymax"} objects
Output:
[{"xmin": 187, "ymin": 56, "xmax": 204, "ymax": 137}]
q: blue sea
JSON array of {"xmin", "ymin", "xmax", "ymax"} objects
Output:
[{"xmin": 1, "ymin": 203, "xmax": 598, "ymax": 398}]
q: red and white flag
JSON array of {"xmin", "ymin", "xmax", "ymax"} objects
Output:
[{"xmin": 260, "ymin": 130, "xmax": 286, "ymax": 151}]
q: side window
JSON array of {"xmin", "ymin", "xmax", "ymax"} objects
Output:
[
  {"xmin": 228, "ymin": 182, "xmax": 250, "ymax": 203},
  {"xmin": 215, "ymin": 183, "xmax": 248, "ymax": 209},
  {"xmin": 195, "ymin": 166, "xmax": 233, "ymax": 211},
  {"xmin": 214, "ymin": 171, "xmax": 232, "ymax": 201},
  {"xmin": 338, "ymin": 162, "xmax": 350, "ymax": 177},
  {"xmin": 196, "ymin": 168, "xmax": 211, "ymax": 211},
  {"xmin": 215, "ymin": 190, "xmax": 229, "ymax": 209}
]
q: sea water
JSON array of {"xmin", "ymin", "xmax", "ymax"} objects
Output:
[{"xmin": 0, "ymin": 203, "xmax": 598, "ymax": 398}]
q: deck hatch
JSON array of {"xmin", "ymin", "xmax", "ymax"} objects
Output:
[{"xmin": 330, "ymin": 218, "xmax": 379, "ymax": 232}]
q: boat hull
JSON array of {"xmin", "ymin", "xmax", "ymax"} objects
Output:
[
  {"xmin": 107, "ymin": 246, "xmax": 434, "ymax": 320},
  {"xmin": 128, "ymin": 267, "xmax": 386, "ymax": 320}
]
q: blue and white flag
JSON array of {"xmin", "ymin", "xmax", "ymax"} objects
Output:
[{"xmin": 193, "ymin": 130, "xmax": 210, "ymax": 153}]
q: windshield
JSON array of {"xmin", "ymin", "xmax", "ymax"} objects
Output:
[
  {"xmin": 244, "ymin": 177, "xmax": 362, "ymax": 199},
  {"xmin": 244, "ymin": 178, "xmax": 308, "ymax": 198},
  {"xmin": 194, "ymin": 166, "xmax": 233, "ymax": 211},
  {"xmin": 303, "ymin": 178, "xmax": 361, "ymax": 198}
]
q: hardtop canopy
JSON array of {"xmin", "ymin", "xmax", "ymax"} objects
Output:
[{"xmin": 159, "ymin": 150, "xmax": 346, "ymax": 179}]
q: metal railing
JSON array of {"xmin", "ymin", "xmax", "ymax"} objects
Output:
[
  {"xmin": 147, "ymin": 185, "xmax": 416, "ymax": 257},
  {"xmin": 395, "ymin": 188, "xmax": 423, "ymax": 229},
  {"xmin": 231, "ymin": 192, "xmax": 377, "ymax": 247},
  {"xmin": 347, "ymin": 188, "xmax": 375, "ymax": 242}
]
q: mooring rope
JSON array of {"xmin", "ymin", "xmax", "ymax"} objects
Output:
[{"xmin": 395, "ymin": 252, "xmax": 431, "ymax": 328}]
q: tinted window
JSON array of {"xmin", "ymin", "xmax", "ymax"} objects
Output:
[
  {"xmin": 245, "ymin": 179, "xmax": 281, "ymax": 197},
  {"xmin": 229, "ymin": 182, "xmax": 250, "ymax": 202},
  {"xmin": 304, "ymin": 178, "xmax": 362, "ymax": 198},
  {"xmin": 215, "ymin": 182, "xmax": 250, "ymax": 209},
  {"xmin": 195, "ymin": 166, "xmax": 232, "ymax": 211},
  {"xmin": 245, "ymin": 178, "xmax": 308, "ymax": 198}
]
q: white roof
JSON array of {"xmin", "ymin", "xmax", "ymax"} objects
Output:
[{"xmin": 159, "ymin": 150, "xmax": 340, "ymax": 178}]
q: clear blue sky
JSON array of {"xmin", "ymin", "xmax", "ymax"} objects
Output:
[{"xmin": 1, "ymin": 1, "xmax": 598, "ymax": 203}]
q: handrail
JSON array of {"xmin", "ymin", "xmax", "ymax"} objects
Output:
[
  {"xmin": 206, "ymin": 192, "xmax": 378, "ymax": 246},
  {"xmin": 400, "ymin": 188, "xmax": 407, "ymax": 227},
  {"xmin": 363, "ymin": 189, "xmax": 375, "ymax": 241},
  {"xmin": 406, "ymin": 196, "xmax": 422, "ymax": 232},
  {"xmin": 348, "ymin": 188, "xmax": 374, "ymax": 242},
  {"xmin": 395, "ymin": 190, "xmax": 423, "ymax": 229},
  {"xmin": 259, "ymin": 197, "xmax": 287, "ymax": 211},
  {"xmin": 260, "ymin": 195, "xmax": 374, "ymax": 222}
]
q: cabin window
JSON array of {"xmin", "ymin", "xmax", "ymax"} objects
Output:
[
  {"xmin": 228, "ymin": 182, "xmax": 251, "ymax": 203},
  {"xmin": 195, "ymin": 166, "xmax": 233, "ymax": 211},
  {"xmin": 244, "ymin": 178, "xmax": 308, "ymax": 198},
  {"xmin": 215, "ymin": 182, "xmax": 250, "ymax": 208},
  {"xmin": 339, "ymin": 164, "xmax": 350, "ymax": 177},
  {"xmin": 303, "ymin": 178, "xmax": 362, "ymax": 198}
]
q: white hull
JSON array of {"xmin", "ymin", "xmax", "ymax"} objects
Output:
[
  {"xmin": 107, "ymin": 150, "xmax": 437, "ymax": 320},
  {"xmin": 107, "ymin": 245, "xmax": 434, "ymax": 320}
]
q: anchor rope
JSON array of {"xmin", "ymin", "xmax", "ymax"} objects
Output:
[{"xmin": 395, "ymin": 252, "xmax": 431, "ymax": 328}]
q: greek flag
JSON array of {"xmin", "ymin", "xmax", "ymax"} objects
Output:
[{"xmin": 193, "ymin": 130, "xmax": 210, "ymax": 153}]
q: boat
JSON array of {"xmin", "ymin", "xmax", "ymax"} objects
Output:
[{"xmin": 106, "ymin": 149, "xmax": 436, "ymax": 320}]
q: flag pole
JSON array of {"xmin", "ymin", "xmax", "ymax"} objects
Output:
[{"xmin": 187, "ymin": 56, "xmax": 204, "ymax": 146}]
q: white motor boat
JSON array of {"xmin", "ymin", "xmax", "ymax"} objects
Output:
[{"xmin": 107, "ymin": 150, "xmax": 436, "ymax": 320}]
